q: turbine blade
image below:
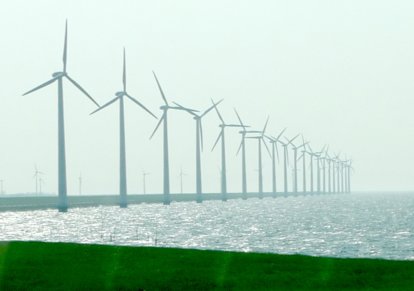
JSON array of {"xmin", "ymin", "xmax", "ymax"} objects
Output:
[
  {"xmin": 289, "ymin": 134, "xmax": 300, "ymax": 144},
  {"xmin": 276, "ymin": 127, "xmax": 287, "ymax": 141},
  {"xmin": 123, "ymin": 48, "xmax": 126, "ymax": 92},
  {"xmin": 297, "ymin": 153, "xmax": 304, "ymax": 161},
  {"xmin": 199, "ymin": 120, "xmax": 204, "ymax": 151},
  {"xmin": 234, "ymin": 108, "xmax": 244, "ymax": 127},
  {"xmin": 236, "ymin": 136, "xmax": 244, "ymax": 155},
  {"xmin": 275, "ymin": 143, "xmax": 280, "ymax": 162},
  {"xmin": 263, "ymin": 139, "xmax": 271, "ymax": 157},
  {"xmin": 23, "ymin": 77, "xmax": 59, "ymax": 96},
  {"xmin": 150, "ymin": 112, "xmax": 165, "ymax": 139},
  {"xmin": 296, "ymin": 142, "xmax": 308, "ymax": 150},
  {"xmin": 63, "ymin": 20, "xmax": 68, "ymax": 73},
  {"xmin": 286, "ymin": 147, "xmax": 290, "ymax": 166},
  {"xmin": 90, "ymin": 96, "xmax": 119, "ymax": 115},
  {"xmin": 212, "ymin": 98, "xmax": 224, "ymax": 124},
  {"xmin": 226, "ymin": 124, "xmax": 246, "ymax": 128},
  {"xmin": 262, "ymin": 116, "xmax": 269, "ymax": 136},
  {"xmin": 65, "ymin": 75, "xmax": 100, "ymax": 107},
  {"xmin": 126, "ymin": 93, "xmax": 157, "ymax": 119},
  {"xmin": 152, "ymin": 71, "xmax": 168, "ymax": 105},
  {"xmin": 211, "ymin": 130, "xmax": 222, "ymax": 152},
  {"xmin": 201, "ymin": 99, "xmax": 222, "ymax": 118},
  {"xmin": 172, "ymin": 101, "xmax": 197, "ymax": 115}
]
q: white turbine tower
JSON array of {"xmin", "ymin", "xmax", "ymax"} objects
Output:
[
  {"xmin": 212, "ymin": 103, "xmax": 244, "ymax": 201},
  {"xmin": 265, "ymin": 128, "xmax": 286, "ymax": 196},
  {"xmin": 150, "ymin": 73, "xmax": 198, "ymax": 204},
  {"xmin": 23, "ymin": 21, "xmax": 99, "ymax": 211},
  {"xmin": 245, "ymin": 117, "xmax": 271, "ymax": 198},
  {"xmin": 173, "ymin": 99, "xmax": 222, "ymax": 202},
  {"xmin": 91, "ymin": 48, "xmax": 157, "ymax": 208},
  {"xmin": 234, "ymin": 109, "xmax": 255, "ymax": 199}
]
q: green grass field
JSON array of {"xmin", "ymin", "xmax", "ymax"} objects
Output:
[{"xmin": 0, "ymin": 241, "xmax": 413, "ymax": 290}]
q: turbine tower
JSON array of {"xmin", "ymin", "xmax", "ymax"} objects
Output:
[
  {"xmin": 91, "ymin": 49, "xmax": 157, "ymax": 208},
  {"xmin": 150, "ymin": 72, "xmax": 198, "ymax": 204},
  {"xmin": 33, "ymin": 165, "xmax": 44, "ymax": 195},
  {"xmin": 306, "ymin": 144, "xmax": 316, "ymax": 193},
  {"xmin": 246, "ymin": 117, "xmax": 271, "ymax": 198},
  {"xmin": 265, "ymin": 128, "xmax": 286, "ymax": 196},
  {"xmin": 332, "ymin": 154, "xmax": 337, "ymax": 193},
  {"xmin": 314, "ymin": 145, "xmax": 326, "ymax": 194},
  {"xmin": 325, "ymin": 152, "xmax": 332, "ymax": 193},
  {"xmin": 234, "ymin": 109, "xmax": 254, "ymax": 199},
  {"xmin": 23, "ymin": 21, "xmax": 99, "ymax": 212},
  {"xmin": 277, "ymin": 139, "xmax": 290, "ymax": 194},
  {"xmin": 346, "ymin": 159, "xmax": 353, "ymax": 193},
  {"xmin": 320, "ymin": 146, "xmax": 329, "ymax": 194},
  {"xmin": 285, "ymin": 135, "xmax": 305, "ymax": 193},
  {"xmin": 212, "ymin": 103, "xmax": 244, "ymax": 201},
  {"xmin": 142, "ymin": 171, "xmax": 150, "ymax": 194},
  {"xmin": 334, "ymin": 153, "xmax": 341, "ymax": 193},
  {"xmin": 174, "ymin": 100, "xmax": 222, "ymax": 202},
  {"xmin": 300, "ymin": 135, "xmax": 308, "ymax": 193}
]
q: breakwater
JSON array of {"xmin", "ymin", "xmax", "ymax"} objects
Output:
[{"xmin": 0, "ymin": 191, "xmax": 331, "ymax": 212}]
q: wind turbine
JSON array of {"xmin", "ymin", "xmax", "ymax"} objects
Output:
[
  {"xmin": 299, "ymin": 135, "xmax": 308, "ymax": 193},
  {"xmin": 340, "ymin": 156, "xmax": 347, "ymax": 193},
  {"xmin": 325, "ymin": 151, "xmax": 332, "ymax": 193},
  {"xmin": 78, "ymin": 173, "xmax": 82, "ymax": 195},
  {"xmin": 320, "ymin": 146, "xmax": 329, "ymax": 194},
  {"xmin": 306, "ymin": 144, "xmax": 317, "ymax": 193},
  {"xmin": 334, "ymin": 153, "xmax": 341, "ymax": 193},
  {"xmin": 150, "ymin": 72, "xmax": 198, "ymax": 205},
  {"xmin": 314, "ymin": 145, "xmax": 326, "ymax": 194},
  {"xmin": 39, "ymin": 177, "xmax": 44, "ymax": 195},
  {"xmin": 174, "ymin": 99, "xmax": 223, "ymax": 203},
  {"xmin": 212, "ymin": 103, "xmax": 244, "ymax": 201},
  {"xmin": 246, "ymin": 117, "xmax": 271, "ymax": 198},
  {"xmin": 142, "ymin": 171, "xmax": 150, "ymax": 194},
  {"xmin": 23, "ymin": 21, "xmax": 99, "ymax": 212},
  {"xmin": 265, "ymin": 128, "xmax": 286, "ymax": 196},
  {"xmin": 234, "ymin": 109, "xmax": 254, "ymax": 199},
  {"xmin": 285, "ymin": 135, "xmax": 306, "ymax": 193},
  {"xmin": 346, "ymin": 159, "xmax": 353, "ymax": 193},
  {"xmin": 278, "ymin": 134, "xmax": 299, "ymax": 194},
  {"xmin": 33, "ymin": 165, "xmax": 44, "ymax": 195},
  {"xmin": 178, "ymin": 168, "xmax": 187, "ymax": 194},
  {"xmin": 91, "ymin": 48, "xmax": 157, "ymax": 208}
]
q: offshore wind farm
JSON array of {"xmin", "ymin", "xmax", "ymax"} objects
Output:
[{"xmin": 0, "ymin": 21, "xmax": 353, "ymax": 212}]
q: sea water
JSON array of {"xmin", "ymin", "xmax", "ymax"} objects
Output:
[{"xmin": 0, "ymin": 192, "xmax": 413, "ymax": 260}]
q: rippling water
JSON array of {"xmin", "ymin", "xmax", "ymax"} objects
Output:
[{"xmin": 1, "ymin": 192, "xmax": 413, "ymax": 260}]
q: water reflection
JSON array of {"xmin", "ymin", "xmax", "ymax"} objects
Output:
[{"xmin": 0, "ymin": 192, "xmax": 413, "ymax": 260}]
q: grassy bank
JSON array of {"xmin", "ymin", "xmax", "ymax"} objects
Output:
[{"xmin": 0, "ymin": 241, "xmax": 413, "ymax": 290}]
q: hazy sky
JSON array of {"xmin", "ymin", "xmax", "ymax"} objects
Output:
[{"xmin": 1, "ymin": 0, "xmax": 413, "ymax": 194}]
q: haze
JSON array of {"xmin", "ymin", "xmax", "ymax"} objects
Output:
[{"xmin": 0, "ymin": 0, "xmax": 413, "ymax": 194}]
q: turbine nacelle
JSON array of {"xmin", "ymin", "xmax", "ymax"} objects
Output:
[
  {"xmin": 52, "ymin": 72, "xmax": 65, "ymax": 78},
  {"xmin": 115, "ymin": 91, "xmax": 125, "ymax": 97}
]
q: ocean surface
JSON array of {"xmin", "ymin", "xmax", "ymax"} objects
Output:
[{"xmin": 0, "ymin": 192, "xmax": 413, "ymax": 260}]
